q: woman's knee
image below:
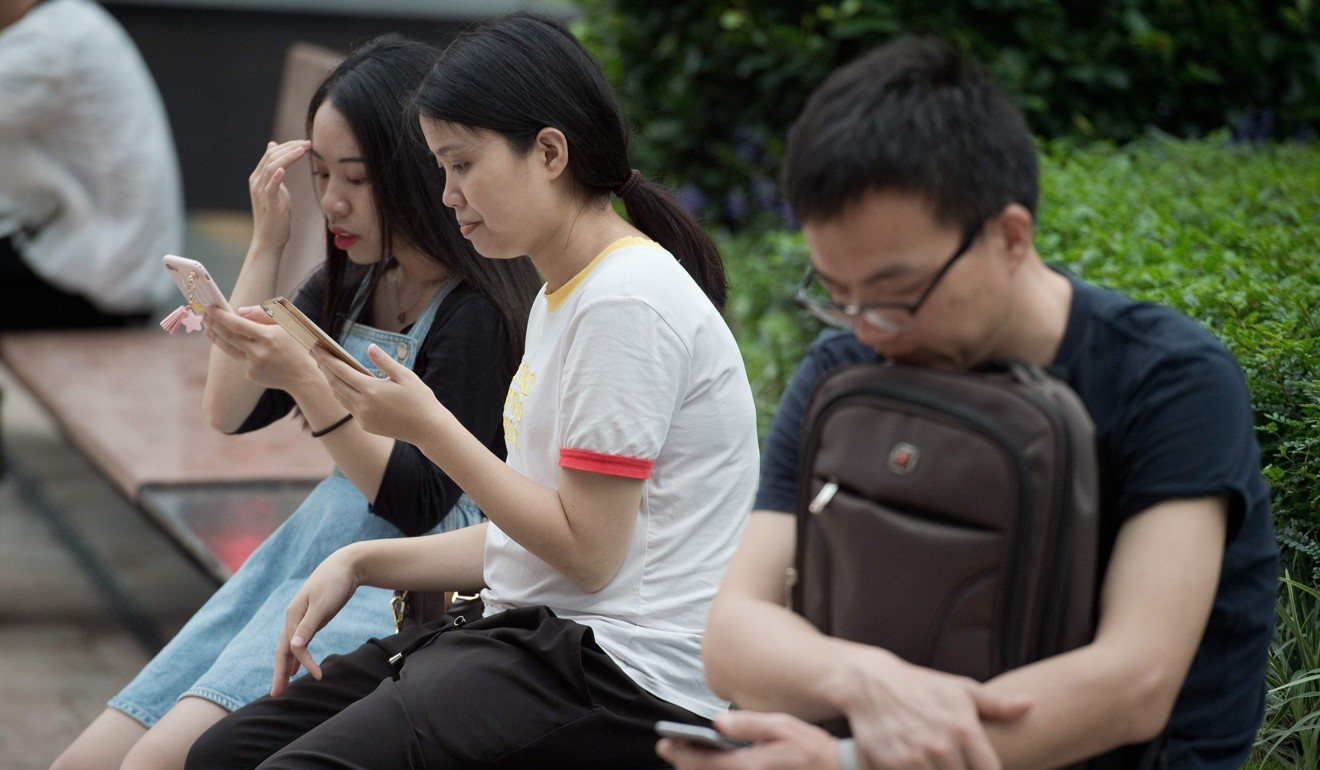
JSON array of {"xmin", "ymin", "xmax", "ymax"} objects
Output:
[
  {"xmin": 50, "ymin": 709, "xmax": 145, "ymax": 770},
  {"xmin": 49, "ymin": 749, "xmax": 98, "ymax": 770},
  {"xmin": 123, "ymin": 698, "xmax": 227, "ymax": 770}
]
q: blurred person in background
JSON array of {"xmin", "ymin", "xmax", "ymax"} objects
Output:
[{"xmin": 0, "ymin": 0, "xmax": 183, "ymax": 331}]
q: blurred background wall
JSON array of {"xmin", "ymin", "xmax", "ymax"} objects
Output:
[{"xmin": 102, "ymin": 0, "xmax": 578, "ymax": 212}]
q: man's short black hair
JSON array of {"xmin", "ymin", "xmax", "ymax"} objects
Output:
[{"xmin": 783, "ymin": 37, "xmax": 1039, "ymax": 233}]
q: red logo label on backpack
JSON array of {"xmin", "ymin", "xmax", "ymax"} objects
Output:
[{"xmin": 888, "ymin": 442, "xmax": 918, "ymax": 475}]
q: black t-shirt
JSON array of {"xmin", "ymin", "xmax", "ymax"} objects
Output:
[
  {"xmin": 756, "ymin": 270, "xmax": 1278, "ymax": 768},
  {"xmin": 237, "ymin": 266, "xmax": 513, "ymax": 536}
]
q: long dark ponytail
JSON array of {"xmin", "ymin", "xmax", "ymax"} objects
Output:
[
  {"xmin": 305, "ymin": 34, "xmax": 539, "ymax": 378},
  {"xmin": 413, "ymin": 14, "xmax": 726, "ymax": 310}
]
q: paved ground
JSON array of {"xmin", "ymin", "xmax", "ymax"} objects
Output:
[
  {"xmin": 0, "ymin": 213, "xmax": 247, "ymax": 769},
  {"xmin": 0, "ymin": 362, "xmax": 217, "ymax": 769}
]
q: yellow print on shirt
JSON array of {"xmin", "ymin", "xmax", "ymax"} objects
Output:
[{"xmin": 503, "ymin": 362, "xmax": 536, "ymax": 448}]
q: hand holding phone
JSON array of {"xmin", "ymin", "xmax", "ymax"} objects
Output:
[
  {"xmin": 163, "ymin": 254, "xmax": 232, "ymax": 313},
  {"xmin": 260, "ymin": 296, "xmax": 374, "ymax": 377},
  {"xmin": 655, "ymin": 720, "xmax": 751, "ymax": 751},
  {"xmin": 161, "ymin": 255, "xmax": 233, "ymax": 333}
]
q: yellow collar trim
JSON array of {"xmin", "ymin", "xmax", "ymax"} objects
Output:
[{"xmin": 544, "ymin": 236, "xmax": 656, "ymax": 311}]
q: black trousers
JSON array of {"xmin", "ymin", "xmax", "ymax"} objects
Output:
[
  {"xmin": 0, "ymin": 235, "xmax": 149, "ymax": 330},
  {"xmin": 186, "ymin": 606, "xmax": 702, "ymax": 770}
]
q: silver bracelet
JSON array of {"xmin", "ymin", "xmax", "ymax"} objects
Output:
[{"xmin": 837, "ymin": 738, "xmax": 859, "ymax": 770}]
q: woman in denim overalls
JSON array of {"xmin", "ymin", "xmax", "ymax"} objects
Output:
[{"xmin": 52, "ymin": 36, "xmax": 539, "ymax": 770}]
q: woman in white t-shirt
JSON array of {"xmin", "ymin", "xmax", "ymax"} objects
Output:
[{"xmin": 187, "ymin": 12, "xmax": 760, "ymax": 770}]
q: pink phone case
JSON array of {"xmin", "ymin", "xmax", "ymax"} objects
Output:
[{"xmin": 163, "ymin": 254, "xmax": 232, "ymax": 313}]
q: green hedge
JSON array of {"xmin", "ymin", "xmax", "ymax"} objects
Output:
[
  {"xmin": 1041, "ymin": 138, "xmax": 1320, "ymax": 547},
  {"xmin": 576, "ymin": 1, "xmax": 1319, "ymax": 228},
  {"xmin": 720, "ymin": 137, "xmax": 1320, "ymax": 552}
]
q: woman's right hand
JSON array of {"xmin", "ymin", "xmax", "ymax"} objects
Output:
[
  {"xmin": 271, "ymin": 544, "xmax": 363, "ymax": 696},
  {"xmin": 204, "ymin": 304, "xmax": 320, "ymax": 394},
  {"xmin": 249, "ymin": 139, "xmax": 311, "ymax": 254},
  {"xmin": 314, "ymin": 342, "xmax": 450, "ymax": 447}
]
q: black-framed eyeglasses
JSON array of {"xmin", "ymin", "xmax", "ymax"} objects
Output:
[{"xmin": 793, "ymin": 221, "xmax": 985, "ymax": 332}]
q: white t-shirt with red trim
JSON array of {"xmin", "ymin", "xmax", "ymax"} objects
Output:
[{"xmin": 482, "ymin": 237, "xmax": 759, "ymax": 718}]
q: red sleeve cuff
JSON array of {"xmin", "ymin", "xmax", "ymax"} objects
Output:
[{"xmin": 559, "ymin": 448, "xmax": 654, "ymax": 479}]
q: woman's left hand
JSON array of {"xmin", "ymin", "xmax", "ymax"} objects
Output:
[
  {"xmin": 205, "ymin": 305, "xmax": 321, "ymax": 393},
  {"xmin": 272, "ymin": 545, "xmax": 362, "ymax": 696},
  {"xmin": 313, "ymin": 343, "xmax": 447, "ymax": 445},
  {"xmin": 657, "ymin": 712, "xmax": 846, "ymax": 770}
]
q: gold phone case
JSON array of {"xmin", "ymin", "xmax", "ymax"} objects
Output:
[{"xmin": 260, "ymin": 297, "xmax": 373, "ymax": 376}]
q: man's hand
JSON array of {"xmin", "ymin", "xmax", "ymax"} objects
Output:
[
  {"xmin": 657, "ymin": 712, "xmax": 841, "ymax": 770},
  {"xmin": 839, "ymin": 654, "xmax": 1029, "ymax": 770}
]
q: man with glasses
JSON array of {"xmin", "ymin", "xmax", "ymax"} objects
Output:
[
  {"xmin": 792, "ymin": 220, "xmax": 983, "ymax": 338},
  {"xmin": 660, "ymin": 37, "xmax": 1276, "ymax": 770}
]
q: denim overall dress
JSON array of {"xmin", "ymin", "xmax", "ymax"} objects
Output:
[{"xmin": 110, "ymin": 277, "xmax": 482, "ymax": 725}]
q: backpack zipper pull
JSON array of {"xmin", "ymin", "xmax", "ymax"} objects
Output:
[{"xmin": 809, "ymin": 479, "xmax": 839, "ymax": 514}]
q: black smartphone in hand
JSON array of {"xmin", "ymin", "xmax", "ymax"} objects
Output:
[{"xmin": 655, "ymin": 720, "xmax": 750, "ymax": 751}]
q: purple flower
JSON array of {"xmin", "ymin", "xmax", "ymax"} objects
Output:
[
  {"xmin": 777, "ymin": 200, "xmax": 797, "ymax": 231},
  {"xmin": 677, "ymin": 184, "xmax": 707, "ymax": 216},
  {"xmin": 750, "ymin": 176, "xmax": 778, "ymax": 211},
  {"xmin": 734, "ymin": 125, "xmax": 759, "ymax": 163},
  {"xmin": 724, "ymin": 188, "xmax": 748, "ymax": 224}
]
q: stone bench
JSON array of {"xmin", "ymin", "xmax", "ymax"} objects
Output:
[{"xmin": 0, "ymin": 328, "xmax": 331, "ymax": 583}]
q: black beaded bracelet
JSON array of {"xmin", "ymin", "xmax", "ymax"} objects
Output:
[{"xmin": 311, "ymin": 413, "xmax": 354, "ymax": 438}]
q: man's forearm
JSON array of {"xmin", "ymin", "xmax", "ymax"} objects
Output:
[{"xmin": 704, "ymin": 594, "xmax": 895, "ymax": 721}]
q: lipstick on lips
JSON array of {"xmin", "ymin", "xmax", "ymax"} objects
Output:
[{"xmin": 330, "ymin": 227, "xmax": 358, "ymax": 250}]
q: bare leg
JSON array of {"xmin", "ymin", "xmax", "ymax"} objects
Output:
[
  {"xmin": 120, "ymin": 697, "xmax": 229, "ymax": 770},
  {"xmin": 50, "ymin": 709, "xmax": 146, "ymax": 770}
]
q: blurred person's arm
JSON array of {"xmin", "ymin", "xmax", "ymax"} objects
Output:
[{"xmin": 0, "ymin": 5, "xmax": 66, "ymax": 138}]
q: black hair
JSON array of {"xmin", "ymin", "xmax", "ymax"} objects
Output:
[
  {"xmin": 783, "ymin": 37, "xmax": 1039, "ymax": 234},
  {"xmin": 412, "ymin": 13, "xmax": 728, "ymax": 311},
  {"xmin": 306, "ymin": 33, "xmax": 539, "ymax": 378}
]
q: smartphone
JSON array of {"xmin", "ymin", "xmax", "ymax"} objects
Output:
[
  {"xmin": 655, "ymin": 720, "xmax": 750, "ymax": 751},
  {"xmin": 259, "ymin": 296, "xmax": 374, "ymax": 377},
  {"xmin": 163, "ymin": 254, "xmax": 233, "ymax": 313}
]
